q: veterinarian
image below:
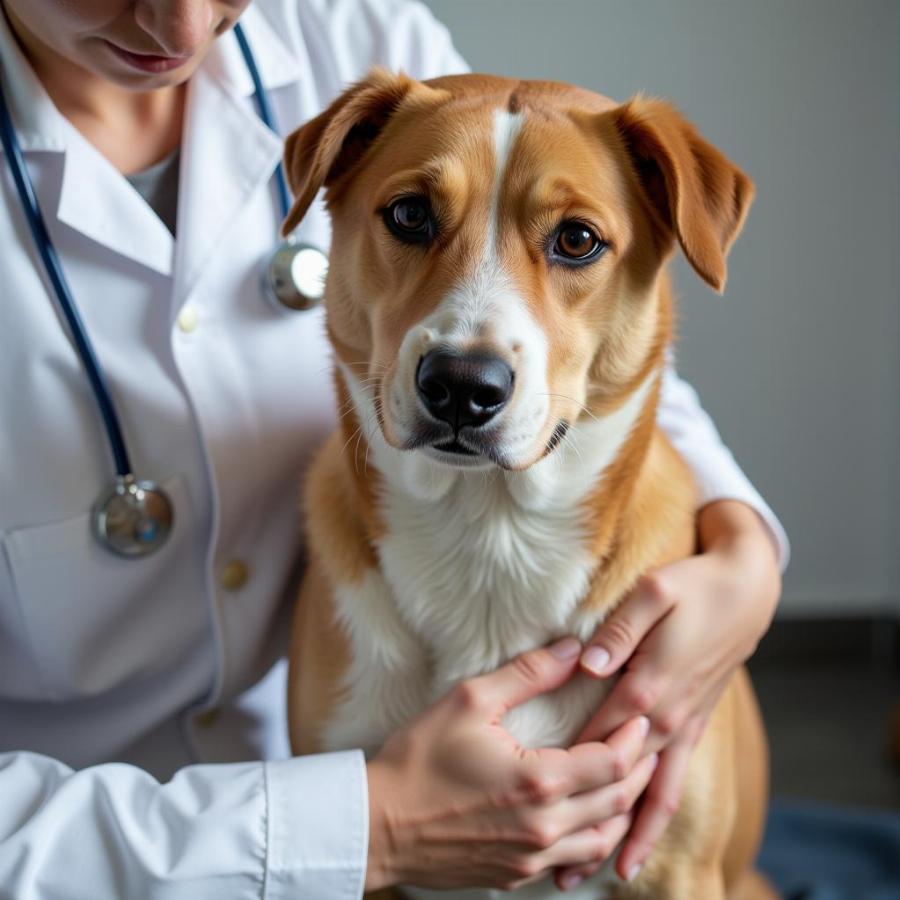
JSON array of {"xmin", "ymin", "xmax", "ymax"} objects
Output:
[{"xmin": 0, "ymin": 0, "xmax": 788, "ymax": 896}]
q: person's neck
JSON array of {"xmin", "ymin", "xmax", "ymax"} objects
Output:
[{"xmin": 4, "ymin": 5, "xmax": 185, "ymax": 173}]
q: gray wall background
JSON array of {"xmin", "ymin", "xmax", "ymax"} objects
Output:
[{"xmin": 422, "ymin": 0, "xmax": 900, "ymax": 617}]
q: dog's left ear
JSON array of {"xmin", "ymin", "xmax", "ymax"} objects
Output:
[
  {"xmin": 281, "ymin": 69, "xmax": 443, "ymax": 235},
  {"xmin": 606, "ymin": 97, "xmax": 754, "ymax": 293}
]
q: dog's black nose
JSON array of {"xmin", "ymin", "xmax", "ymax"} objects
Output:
[{"xmin": 416, "ymin": 349, "xmax": 513, "ymax": 429}]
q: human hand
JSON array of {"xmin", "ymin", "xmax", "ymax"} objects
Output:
[
  {"xmin": 555, "ymin": 500, "xmax": 781, "ymax": 887},
  {"xmin": 364, "ymin": 638, "xmax": 658, "ymax": 892}
]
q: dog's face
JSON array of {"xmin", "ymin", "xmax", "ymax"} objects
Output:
[{"xmin": 283, "ymin": 73, "xmax": 752, "ymax": 472}]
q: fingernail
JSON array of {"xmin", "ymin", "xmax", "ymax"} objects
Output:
[
  {"xmin": 581, "ymin": 646, "xmax": 610, "ymax": 675},
  {"xmin": 560, "ymin": 873, "xmax": 584, "ymax": 890},
  {"xmin": 550, "ymin": 637, "xmax": 582, "ymax": 660},
  {"xmin": 637, "ymin": 716, "xmax": 651, "ymax": 738},
  {"xmin": 627, "ymin": 863, "xmax": 642, "ymax": 882},
  {"xmin": 647, "ymin": 751, "xmax": 659, "ymax": 770}
]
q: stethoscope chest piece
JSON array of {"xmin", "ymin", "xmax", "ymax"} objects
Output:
[
  {"xmin": 93, "ymin": 476, "xmax": 174, "ymax": 558},
  {"xmin": 264, "ymin": 239, "xmax": 328, "ymax": 311}
]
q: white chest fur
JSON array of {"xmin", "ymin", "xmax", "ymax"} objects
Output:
[{"xmin": 322, "ymin": 467, "xmax": 614, "ymax": 755}]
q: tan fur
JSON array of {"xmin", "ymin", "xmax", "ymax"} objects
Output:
[{"xmin": 286, "ymin": 72, "xmax": 768, "ymax": 900}]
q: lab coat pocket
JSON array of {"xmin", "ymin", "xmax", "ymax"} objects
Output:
[{"xmin": 2, "ymin": 476, "xmax": 207, "ymax": 702}]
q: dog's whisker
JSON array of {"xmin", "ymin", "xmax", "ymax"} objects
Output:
[
  {"xmin": 339, "ymin": 425, "xmax": 363, "ymax": 459},
  {"xmin": 536, "ymin": 392, "xmax": 601, "ymax": 424},
  {"xmin": 353, "ymin": 425, "xmax": 367, "ymax": 476}
]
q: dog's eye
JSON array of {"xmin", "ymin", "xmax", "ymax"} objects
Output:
[
  {"xmin": 383, "ymin": 196, "xmax": 434, "ymax": 244},
  {"xmin": 552, "ymin": 221, "xmax": 606, "ymax": 264}
]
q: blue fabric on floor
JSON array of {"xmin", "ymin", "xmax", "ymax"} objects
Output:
[{"xmin": 758, "ymin": 800, "xmax": 900, "ymax": 899}]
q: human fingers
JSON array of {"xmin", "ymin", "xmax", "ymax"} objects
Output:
[
  {"xmin": 556, "ymin": 751, "xmax": 658, "ymax": 838},
  {"xmin": 552, "ymin": 814, "xmax": 633, "ymax": 892},
  {"xmin": 465, "ymin": 637, "xmax": 583, "ymax": 721},
  {"xmin": 579, "ymin": 572, "xmax": 676, "ymax": 679},
  {"xmin": 614, "ymin": 726, "xmax": 698, "ymax": 881},
  {"xmin": 499, "ymin": 814, "xmax": 635, "ymax": 893},
  {"xmin": 505, "ymin": 750, "xmax": 656, "ymax": 890},
  {"xmin": 523, "ymin": 714, "xmax": 650, "ymax": 800},
  {"xmin": 576, "ymin": 663, "xmax": 671, "ymax": 745},
  {"xmin": 642, "ymin": 674, "xmax": 728, "ymax": 756}
]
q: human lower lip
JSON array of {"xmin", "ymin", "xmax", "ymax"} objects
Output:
[{"xmin": 106, "ymin": 42, "xmax": 189, "ymax": 73}]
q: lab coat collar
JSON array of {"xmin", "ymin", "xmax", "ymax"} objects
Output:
[
  {"xmin": 0, "ymin": 6, "xmax": 301, "ymax": 279},
  {"xmin": 172, "ymin": 5, "xmax": 298, "ymax": 305},
  {"xmin": 172, "ymin": 65, "xmax": 284, "ymax": 305},
  {"xmin": 202, "ymin": 5, "xmax": 303, "ymax": 99}
]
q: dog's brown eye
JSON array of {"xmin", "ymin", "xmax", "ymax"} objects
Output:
[
  {"xmin": 384, "ymin": 196, "xmax": 434, "ymax": 243},
  {"xmin": 555, "ymin": 223, "xmax": 602, "ymax": 260},
  {"xmin": 394, "ymin": 199, "xmax": 427, "ymax": 230}
]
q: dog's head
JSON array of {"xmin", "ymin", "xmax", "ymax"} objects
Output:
[{"xmin": 283, "ymin": 71, "xmax": 752, "ymax": 475}]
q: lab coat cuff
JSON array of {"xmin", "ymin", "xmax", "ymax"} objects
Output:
[
  {"xmin": 264, "ymin": 750, "xmax": 368, "ymax": 900},
  {"xmin": 690, "ymin": 447, "xmax": 791, "ymax": 572}
]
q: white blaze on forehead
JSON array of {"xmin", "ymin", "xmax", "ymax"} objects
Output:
[
  {"xmin": 421, "ymin": 107, "xmax": 527, "ymax": 340},
  {"xmin": 488, "ymin": 109, "xmax": 525, "ymax": 254}
]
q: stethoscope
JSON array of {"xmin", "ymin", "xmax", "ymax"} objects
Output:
[{"xmin": 0, "ymin": 23, "xmax": 328, "ymax": 558}]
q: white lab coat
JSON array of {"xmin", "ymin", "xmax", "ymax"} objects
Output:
[{"xmin": 0, "ymin": 1, "xmax": 788, "ymax": 897}]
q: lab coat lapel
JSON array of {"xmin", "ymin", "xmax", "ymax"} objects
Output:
[
  {"xmin": 56, "ymin": 139, "xmax": 175, "ymax": 276},
  {"xmin": 172, "ymin": 10, "xmax": 301, "ymax": 309},
  {"xmin": 171, "ymin": 68, "xmax": 282, "ymax": 307}
]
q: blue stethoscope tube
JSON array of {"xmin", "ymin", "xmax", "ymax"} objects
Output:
[
  {"xmin": 233, "ymin": 22, "xmax": 291, "ymax": 222},
  {"xmin": 0, "ymin": 73, "xmax": 134, "ymax": 479},
  {"xmin": 0, "ymin": 22, "xmax": 321, "ymax": 557}
]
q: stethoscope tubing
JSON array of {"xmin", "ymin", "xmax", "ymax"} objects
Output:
[
  {"xmin": 0, "ymin": 75, "xmax": 133, "ymax": 478},
  {"xmin": 233, "ymin": 22, "xmax": 291, "ymax": 222}
]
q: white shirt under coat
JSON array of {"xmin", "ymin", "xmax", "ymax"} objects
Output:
[{"xmin": 0, "ymin": 1, "xmax": 789, "ymax": 897}]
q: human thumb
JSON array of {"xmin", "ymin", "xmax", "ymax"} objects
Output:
[{"xmin": 473, "ymin": 638, "xmax": 582, "ymax": 720}]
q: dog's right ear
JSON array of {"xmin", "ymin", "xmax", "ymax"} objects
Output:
[{"xmin": 281, "ymin": 69, "xmax": 434, "ymax": 235}]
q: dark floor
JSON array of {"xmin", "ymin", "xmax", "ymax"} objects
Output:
[{"xmin": 748, "ymin": 617, "xmax": 900, "ymax": 810}]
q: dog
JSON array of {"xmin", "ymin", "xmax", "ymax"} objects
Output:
[{"xmin": 283, "ymin": 70, "xmax": 771, "ymax": 900}]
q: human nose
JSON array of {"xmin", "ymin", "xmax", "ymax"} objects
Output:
[{"xmin": 133, "ymin": 0, "xmax": 215, "ymax": 57}]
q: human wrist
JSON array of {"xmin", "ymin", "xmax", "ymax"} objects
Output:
[
  {"xmin": 698, "ymin": 500, "xmax": 779, "ymax": 564},
  {"xmin": 365, "ymin": 758, "xmax": 401, "ymax": 891},
  {"xmin": 698, "ymin": 500, "xmax": 781, "ymax": 626}
]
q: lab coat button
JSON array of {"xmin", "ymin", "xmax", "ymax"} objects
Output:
[
  {"xmin": 221, "ymin": 559, "xmax": 249, "ymax": 591},
  {"xmin": 177, "ymin": 305, "xmax": 199, "ymax": 333},
  {"xmin": 196, "ymin": 707, "xmax": 220, "ymax": 728}
]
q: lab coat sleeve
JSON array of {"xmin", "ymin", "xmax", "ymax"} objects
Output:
[
  {"xmin": 658, "ymin": 362, "xmax": 790, "ymax": 570},
  {"xmin": 0, "ymin": 749, "xmax": 367, "ymax": 900}
]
